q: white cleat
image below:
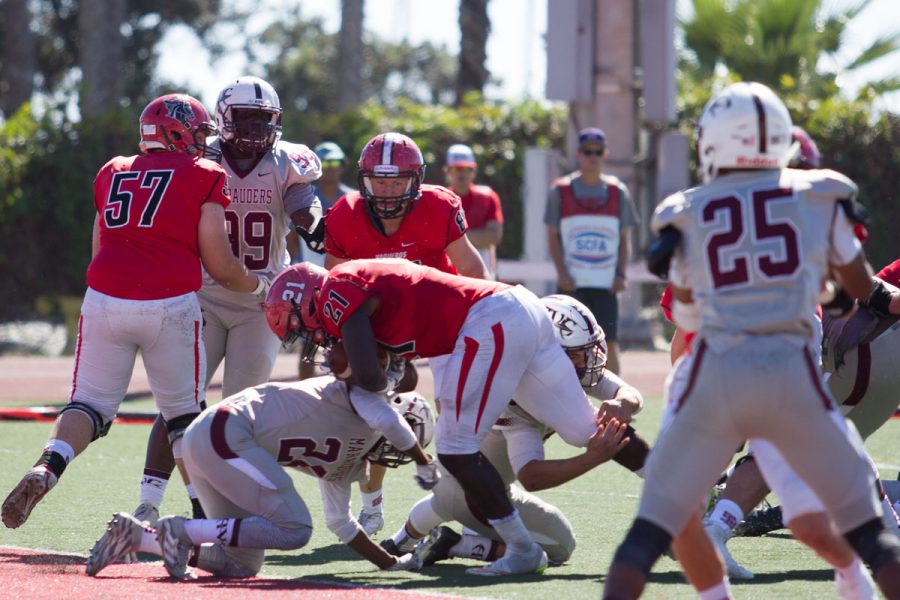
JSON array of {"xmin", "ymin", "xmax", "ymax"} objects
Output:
[
  {"xmin": 357, "ymin": 510, "xmax": 384, "ymax": 537},
  {"xmin": 466, "ymin": 543, "xmax": 548, "ymax": 576},
  {"xmin": 86, "ymin": 512, "xmax": 147, "ymax": 576},
  {"xmin": 705, "ymin": 520, "xmax": 754, "ymax": 580},
  {"xmin": 835, "ymin": 564, "xmax": 877, "ymax": 600},
  {"xmin": 2, "ymin": 466, "xmax": 57, "ymax": 529},
  {"xmin": 156, "ymin": 515, "xmax": 195, "ymax": 579},
  {"xmin": 132, "ymin": 502, "xmax": 160, "ymax": 527}
]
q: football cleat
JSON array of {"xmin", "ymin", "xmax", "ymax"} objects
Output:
[
  {"xmin": 132, "ymin": 502, "xmax": 160, "ymax": 527},
  {"xmin": 357, "ymin": 510, "xmax": 384, "ymax": 537},
  {"xmin": 705, "ymin": 519, "xmax": 754, "ymax": 580},
  {"xmin": 415, "ymin": 526, "xmax": 462, "ymax": 566},
  {"xmin": 733, "ymin": 505, "xmax": 784, "ymax": 537},
  {"xmin": 86, "ymin": 512, "xmax": 147, "ymax": 576},
  {"xmin": 466, "ymin": 543, "xmax": 547, "ymax": 576},
  {"xmin": 2, "ymin": 466, "xmax": 57, "ymax": 529},
  {"xmin": 156, "ymin": 516, "xmax": 195, "ymax": 579}
]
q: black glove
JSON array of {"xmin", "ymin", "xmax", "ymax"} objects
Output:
[
  {"xmin": 296, "ymin": 217, "xmax": 326, "ymax": 254},
  {"xmin": 864, "ymin": 279, "xmax": 894, "ymax": 318}
]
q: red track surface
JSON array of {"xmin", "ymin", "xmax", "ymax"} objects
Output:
[{"xmin": 0, "ymin": 548, "xmax": 461, "ymax": 600}]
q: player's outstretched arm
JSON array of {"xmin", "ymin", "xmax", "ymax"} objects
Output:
[
  {"xmin": 198, "ymin": 203, "xmax": 262, "ymax": 293},
  {"xmin": 517, "ymin": 419, "xmax": 629, "ymax": 492}
]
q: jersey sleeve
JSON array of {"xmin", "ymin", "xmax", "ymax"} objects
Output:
[
  {"xmin": 323, "ymin": 200, "xmax": 353, "ymax": 258},
  {"xmin": 876, "ymin": 259, "xmax": 900, "ymax": 287},
  {"xmin": 445, "ymin": 192, "xmax": 468, "ymax": 244},
  {"xmin": 486, "ymin": 188, "xmax": 504, "ymax": 224},
  {"xmin": 659, "ymin": 284, "xmax": 674, "ymax": 322},
  {"xmin": 593, "ymin": 371, "xmax": 624, "ymax": 400},
  {"xmin": 279, "ymin": 142, "xmax": 323, "ymax": 185},
  {"xmin": 618, "ymin": 183, "xmax": 640, "ymax": 229},
  {"xmin": 543, "ymin": 186, "xmax": 562, "ymax": 227},
  {"xmin": 828, "ymin": 204, "xmax": 863, "ymax": 267},
  {"xmin": 650, "ymin": 191, "xmax": 687, "ymax": 234},
  {"xmin": 317, "ymin": 275, "xmax": 372, "ymax": 337},
  {"xmin": 318, "ymin": 478, "xmax": 362, "ymax": 544},
  {"xmin": 283, "ymin": 182, "xmax": 319, "ymax": 215},
  {"xmin": 348, "ymin": 387, "xmax": 417, "ymax": 451}
]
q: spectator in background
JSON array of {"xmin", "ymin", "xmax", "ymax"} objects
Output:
[
  {"xmin": 544, "ymin": 127, "xmax": 639, "ymax": 375},
  {"xmin": 443, "ymin": 144, "xmax": 504, "ymax": 280}
]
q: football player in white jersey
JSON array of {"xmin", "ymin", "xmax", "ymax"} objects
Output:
[
  {"xmin": 378, "ymin": 295, "xmax": 652, "ymax": 571},
  {"xmin": 86, "ymin": 379, "xmax": 434, "ymax": 578},
  {"xmin": 604, "ymin": 82, "xmax": 900, "ymax": 600},
  {"xmin": 132, "ymin": 76, "xmax": 325, "ymax": 525}
]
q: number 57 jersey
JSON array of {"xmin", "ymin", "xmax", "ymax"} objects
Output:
[{"xmin": 653, "ymin": 168, "xmax": 862, "ymax": 343}]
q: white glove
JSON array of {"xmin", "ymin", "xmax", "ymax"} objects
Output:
[
  {"xmin": 385, "ymin": 552, "xmax": 421, "ymax": 571},
  {"xmin": 252, "ymin": 274, "xmax": 272, "ymax": 299},
  {"xmin": 414, "ymin": 460, "xmax": 440, "ymax": 490}
]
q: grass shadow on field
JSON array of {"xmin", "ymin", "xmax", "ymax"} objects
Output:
[
  {"xmin": 737, "ymin": 568, "xmax": 833, "ymax": 585},
  {"xmin": 0, "ymin": 549, "xmax": 83, "ymax": 566},
  {"xmin": 266, "ymin": 543, "xmax": 350, "ymax": 567}
]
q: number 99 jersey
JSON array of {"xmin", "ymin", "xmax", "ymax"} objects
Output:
[
  {"xmin": 653, "ymin": 168, "xmax": 861, "ymax": 343},
  {"xmin": 200, "ymin": 139, "xmax": 322, "ymax": 310}
]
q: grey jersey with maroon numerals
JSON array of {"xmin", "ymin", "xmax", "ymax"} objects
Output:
[
  {"xmin": 201, "ymin": 139, "xmax": 322, "ymax": 309},
  {"xmin": 223, "ymin": 377, "xmax": 380, "ymax": 485},
  {"xmin": 654, "ymin": 168, "xmax": 861, "ymax": 348}
]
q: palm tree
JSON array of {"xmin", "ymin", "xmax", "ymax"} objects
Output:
[
  {"xmin": 79, "ymin": 0, "xmax": 126, "ymax": 117},
  {"xmin": 681, "ymin": 0, "xmax": 900, "ymax": 99},
  {"xmin": 1, "ymin": 0, "xmax": 37, "ymax": 118},
  {"xmin": 456, "ymin": 0, "xmax": 490, "ymax": 105},
  {"xmin": 338, "ymin": 0, "xmax": 365, "ymax": 111}
]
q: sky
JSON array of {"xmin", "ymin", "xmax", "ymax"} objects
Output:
[{"xmin": 157, "ymin": 0, "xmax": 899, "ymax": 113}]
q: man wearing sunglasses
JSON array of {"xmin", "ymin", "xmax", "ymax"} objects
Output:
[
  {"xmin": 544, "ymin": 127, "xmax": 639, "ymax": 375},
  {"xmin": 443, "ymin": 144, "xmax": 504, "ymax": 280}
]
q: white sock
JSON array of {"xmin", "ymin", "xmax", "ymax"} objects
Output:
[
  {"xmin": 709, "ymin": 499, "xmax": 744, "ymax": 534},
  {"xmin": 390, "ymin": 524, "xmax": 420, "ymax": 553},
  {"xmin": 139, "ymin": 472, "xmax": 169, "ymax": 507},
  {"xmin": 449, "ymin": 533, "xmax": 496, "ymax": 561},
  {"xmin": 488, "ymin": 510, "xmax": 534, "ymax": 555},
  {"xmin": 138, "ymin": 527, "xmax": 162, "ymax": 554},
  {"xmin": 698, "ymin": 578, "xmax": 732, "ymax": 600},
  {"xmin": 44, "ymin": 439, "xmax": 75, "ymax": 464},
  {"xmin": 836, "ymin": 556, "xmax": 866, "ymax": 582},
  {"xmin": 186, "ymin": 483, "xmax": 198, "ymax": 500},
  {"xmin": 360, "ymin": 488, "xmax": 383, "ymax": 514},
  {"xmin": 183, "ymin": 518, "xmax": 237, "ymax": 545}
]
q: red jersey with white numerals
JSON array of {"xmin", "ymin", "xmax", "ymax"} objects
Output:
[
  {"xmin": 87, "ymin": 152, "xmax": 230, "ymax": 300},
  {"xmin": 324, "ymin": 184, "xmax": 467, "ymax": 274},
  {"xmin": 318, "ymin": 258, "xmax": 509, "ymax": 358}
]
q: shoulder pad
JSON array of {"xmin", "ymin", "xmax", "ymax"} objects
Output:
[
  {"xmin": 650, "ymin": 191, "xmax": 687, "ymax": 234},
  {"xmin": 275, "ymin": 142, "xmax": 323, "ymax": 184}
]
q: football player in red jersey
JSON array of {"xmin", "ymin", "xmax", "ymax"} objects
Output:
[
  {"xmin": 1, "ymin": 94, "xmax": 264, "ymax": 531},
  {"xmin": 323, "ymin": 132, "xmax": 488, "ymax": 535},
  {"xmin": 265, "ymin": 259, "xmax": 607, "ymax": 575},
  {"xmin": 443, "ymin": 144, "xmax": 504, "ymax": 279},
  {"xmin": 130, "ymin": 76, "xmax": 324, "ymax": 527}
]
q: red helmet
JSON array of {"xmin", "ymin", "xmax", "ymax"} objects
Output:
[
  {"xmin": 789, "ymin": 126, "xmax": 821, "ymax": 169},
  {"xmin": 264, "ymin": 263, "xmax": 328, "ymax": 360},
  {"xmin": 139, "ymin": 94, "xmax": 218, "ymax": 159},
  {"xmin": 358, "ymin": 132, "xmax": 426, "ymax": 219}
]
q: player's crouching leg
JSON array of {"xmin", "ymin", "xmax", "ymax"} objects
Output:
[{"xmin": 192, "ymin": 544, "xmax": 266, "ymax": 578}]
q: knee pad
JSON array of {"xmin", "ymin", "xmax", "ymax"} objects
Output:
[
  {"xmin": 194, "ymin": 544, "xmax": 264, "ymax": 578},
  {"xmin": 611, "ymin": 518, "xmax": 672, "ymax": 576},
  {"xmin": 59, "ymin": 402, "xmax": 111, "ymax": 441},
  {"xmin": 844, "ymin": 517, "xmax": 900, "ymax": 573},
  {"xmin": 163, "ymin": 412, "xmax": 200, "ymax": 444}
]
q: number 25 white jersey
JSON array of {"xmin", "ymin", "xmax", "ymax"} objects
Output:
[{"xmin": 653, "ymin": 168, "xmax": 862, "ymax": 342}]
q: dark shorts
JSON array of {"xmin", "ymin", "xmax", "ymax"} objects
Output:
[{"xmin": 557, "ymin": 288, "xmax": 619, "ymax": 342}]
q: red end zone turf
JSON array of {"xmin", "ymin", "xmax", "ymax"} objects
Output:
[{"xmin": 0, "ymin": 548, "xmax": 462, "ymax": 600}]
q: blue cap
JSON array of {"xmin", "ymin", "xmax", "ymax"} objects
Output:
[
  {"xmin": 446, "ymin": 144, "xmax": 477, "ymax": 167},
  {"xmin": 314, "ymin": 141, "xmax": 346, "ymax": 162},
  {"xmin": 578, "ymin": 127, "xmax": 607, "ymax": 146}
]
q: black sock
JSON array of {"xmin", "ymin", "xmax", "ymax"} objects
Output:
[
  {"xmin": 191, "ymin": 497, "xmax": 206, "ymax": 519},
  {"xmin": 34, "ymin": 450, "xmax": 67, "ymax": 479}
]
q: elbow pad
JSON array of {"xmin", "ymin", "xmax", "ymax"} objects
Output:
[{"xmin": 647, "ymin": 226, "xmax": 681, "ymax": 279}]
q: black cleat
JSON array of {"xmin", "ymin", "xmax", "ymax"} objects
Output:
[
  {"xmin": 380, "ymin": 538, "xmax": 402, "ymax": 556},
  {"xmin": 733, "ymin": 505, "xmax": 784, "ymax": 537},
  {"xmin": 416, "ymin": 526, "xmax": 462, "ymax": 566}
]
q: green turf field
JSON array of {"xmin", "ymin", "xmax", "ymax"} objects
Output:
[{"xmin": 1, "ymin": 392, "xmax": 898, "ymax": 599}]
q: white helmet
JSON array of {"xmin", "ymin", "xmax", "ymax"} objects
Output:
[
  {"xmin": 367, "ymin": 392, "xmax": 435, "ymax": 467},
  {"xmin": 696, "ymin": 81, "xmax": 793, "ymax": 183},
  {"xmin": 214, "ymin": 76, "xmax": 282, "ymax": 154},
  {"xmin": 541, "ymin": 294, "xmax": 608, "ymax": 388}
]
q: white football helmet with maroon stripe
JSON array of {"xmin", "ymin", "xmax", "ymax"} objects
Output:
[
  {"xmin": 367, "ymin": 392, "xmax": 435, "ymax": 467},
  {"xmin": 542, "ymin": 294, "xmax": 608, "ymax": 388},
  {"xmin": 696, "ymin": 81, "xmax": 792, "ymax": 183},
  {"xmin": 215, "ymin": 76, "xmax": 282, "ymax": 154}
]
